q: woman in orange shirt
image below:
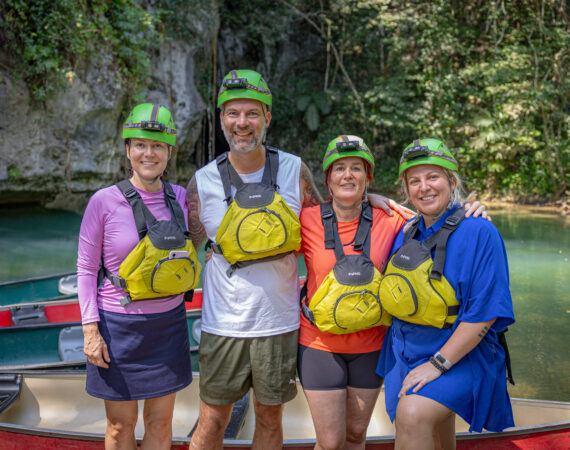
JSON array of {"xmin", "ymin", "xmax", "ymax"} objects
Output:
[{"xmin": 298, "ymin": 135, "xmax": 408, "ymax": 449}]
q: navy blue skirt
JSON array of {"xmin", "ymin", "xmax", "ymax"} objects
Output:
[{"xmin": 86, "ymin": 302, "xmax": 192, "ymax": 401}]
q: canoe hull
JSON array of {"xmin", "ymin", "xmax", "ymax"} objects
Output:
[
  {"xmin": 1, "ymin": 423, "xmax": 568, "ymax": 449},
  {"xmin": 0, "ymin": 372, "xmax": 568, "ymax": 449}
]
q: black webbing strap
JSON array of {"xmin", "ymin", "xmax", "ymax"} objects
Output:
[
  {"xmin": 320, "ymin": 202, "xmax": 373, "ymax": 261},
  {"xmin": 163, "ymin": 181, "xmax": 189, "ymax": 233},
  {"xmin": 216, "ymin": 152, "xmax": 234, "ymax": 205},
  {"xmin": 498, "ymin": 328, "xmax": 515, "ymax": 385},
  {"xmin": 403, "ymin": 217, "xmax": 421, "ymax": 243},
  {"xmin": 116, "ymin": 179, "xmax": 150, "ymax": 240},
  {"xmin": 216, "ymin": 147, "xmax": 281, "ymax": 205},
  {"xmin": 263, "ymin": 146, "xmax": 280, "ymax": 189},
  {"xmin": 424, "ymin": 207, "xmax": 465, "ymax": 281},
  {"xmin": 226, "ymin": 252, "xmax": 294, "ymax": 278},
  {"xmin": 353, "ymin": 203, "xmax": 373, "ymax": 256},
  {"xmin": 320, "ymin": 202, "xmax": 337, "ymax": 251},
  {"xmin": 299, "ymin": 280, "xmax": 316, "ymax": 324}
]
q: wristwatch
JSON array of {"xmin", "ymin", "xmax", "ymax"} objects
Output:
[{"xmin": 434, "ymin": 352, "xmax": 453, "ymax": 371}]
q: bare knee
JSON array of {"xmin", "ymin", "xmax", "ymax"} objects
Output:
[
  {"xmin": 143, "ymin": 412, "xmax": 171, "ymax": 440},
  {"xmin": 254, "ymin": 408, "xmax": 282, "ymax": 434},
  {"xmin": 192, "ymin": 401, "xmax": 233, "ymax": 446},
  {"xmin": 198, "ymin": 410, "xmax": 230, "ymax": 435},
  {"xmin": 316, "ymin": 432, "xmax": 345, "ymax": 450},
  {"xmin": 346, "ymin": 421, "xmax": 368, "ymax": 446},
  {"xmin": 396, "ymin": 400, "xmax": 426, "ymax": 433},
  {"xmin": 107, "ymin": 415, "xmax": 137, "ymax": 440}
]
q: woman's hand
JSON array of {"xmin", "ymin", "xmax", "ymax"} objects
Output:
[
  {"xmin": 464, "ymin": 201, "xmax": 491, "ymax": 221},
  {"xmin": 368, "ymin": 193, "xmax": 415, "ymax": 219},
  {"xmin": 83, "ymin": 322, "xmax": 111, "ymax": 368},
  {"xmin": 398, "ymin": 361, "xmax": 442, "ymax": 398}
]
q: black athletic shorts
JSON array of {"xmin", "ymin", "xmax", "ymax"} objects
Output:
[{"xmin": 297, "ymin": 344, "xmax": 383, "ymax": 390}]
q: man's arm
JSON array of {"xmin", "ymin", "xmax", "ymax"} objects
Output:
[
  {"xmin": 299, "ymin": 162, "xmax": 323, "ymax": 207},
  {"xmin": 186, "ymin": 174, "xmax": 208, "ymax": 250}
]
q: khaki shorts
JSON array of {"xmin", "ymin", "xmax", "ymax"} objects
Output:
[{"xmin": 198, "ymin": 330, "xmax": 298, "ymax": 405}]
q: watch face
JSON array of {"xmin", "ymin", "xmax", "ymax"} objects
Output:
[{"xmin": 435, "ymin": 354, "xmax": 446, "ymax": 364}]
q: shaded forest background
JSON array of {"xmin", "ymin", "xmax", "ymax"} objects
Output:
[{"xmin": 2, "ymin": 0, "xmax": 568, "ymax": 202}]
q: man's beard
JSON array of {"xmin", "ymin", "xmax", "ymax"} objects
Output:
[{"xmin": 222, "ymin": 121, "xmax": 267, "ymax": 154}]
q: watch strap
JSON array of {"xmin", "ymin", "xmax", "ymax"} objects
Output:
[{"xmin": 434, "ymin": 351, "xmax": 453, "ymax": 370}]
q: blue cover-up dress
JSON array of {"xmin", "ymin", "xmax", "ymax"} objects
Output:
[{"xmin": 376, "ymin": 205, "xmax": 515, "ymax": 432}]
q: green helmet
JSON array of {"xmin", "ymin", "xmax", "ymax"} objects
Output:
[
  {"xmin": 398, "ymin": 138, "xmax": 458, "ymax": 176},
  {"xmin": 217, "ymin": 69, "xmax": 272, "ymax": 109},
  {"xmin": 122, "ymin": 103, "xmax": 177, "ymax": 146},
  {"xmin": 323, "ymin": 135, "xmax": 375, "ymax": 174}
]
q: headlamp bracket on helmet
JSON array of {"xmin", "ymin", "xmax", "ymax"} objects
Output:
[
  {"xmin": 336, "ymin": 140, "xmax": 361, "ymax": 152},
  {"xmin": 140, "ymin": 121, "xmax": 166, "ymax": 132},
  {"xmin": 402, "ymin": 145, "xmax": 431, "ymax": 161},
  {"xmin": 223, "ymin": 78, "xmax": 248, "ymax": 89}
]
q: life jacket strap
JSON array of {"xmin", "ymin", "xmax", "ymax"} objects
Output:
[
  {"xmin": 117, "ymin": 180, "xmax": 148, "ymax": 240},
  {"xmin": 403, "ymin": 216, "xmax": 421, "ymax": 243},
  {"xmin": 448, "ymin": 304, "xmax": 460, "ymax": 316},
  {"xmin": 498, "ymin": 328, "xmax": 515, "ymax": 385},
  {"xmin": 426, "ymin": 207, "xmax": 465, "ymax": 281},
  {"xmin": 299, "ymin": 280, "xmax": 316, "ymax": 324},
  {"xmin": 226, "ymin": 251, "xmax": 293, "ymax": 278},
  {"xmin": 320, "ymin": 202, "xmax": 373, "ymax": 260},
  {"xmin": 353, "ymin": 203, "xmax": 373, "ymax": 254},
  {"xmin": 216, "ymin": 152, "xmax": 233, "ymax": 205},
  {"xmin": 103, "ymin": 267, "xmax": 127, "ymax": 290},
  {"xmin": 211, "ymin": 242, "xmax": 223, "ymax": 254},
  {"xmin": 163, "ymin": 181, "xmax": 188, "ymax": 234}
]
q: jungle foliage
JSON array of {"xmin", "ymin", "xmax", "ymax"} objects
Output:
[
  {"xmin": 1, "ymin": 0, "xmax": 568, "ymax": 200},
  {"xmin": 264, "ymin": 0, "xmax": 569, "ymax": 200}
]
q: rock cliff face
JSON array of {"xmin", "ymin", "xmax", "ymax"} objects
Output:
[
  {"xmin": 0, "ymin": 5, "xmax": 324, "ymax": 213},
  {"xmin": 0, "ymin": 11, "xmax": 217, "ymax": 213}
]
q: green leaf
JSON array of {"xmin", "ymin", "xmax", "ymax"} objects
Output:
[
  {"xmin": 295, "ymin": 95, "xmax": 312, "ymax": 112},
  {"xmin": 304, "ymin": 104, "xmax": 320, "ymax": 131},
  {"xmin": 314, "ymin": 92, "xmax": 332, "ymax": 114}
]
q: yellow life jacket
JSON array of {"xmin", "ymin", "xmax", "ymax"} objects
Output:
[
  {"xmin": 301, "ymin": 202, "xmax": 392, "ymax": 335},
  {"xmin": 103, "ymin": 180, "xmax": 201, "ymax": 306},
  {"xmin": 378, "ymin": 208, "xmax": 465, "ymax": 328},
  {"xmin": 210, "ymin": 148, "xmax": 301, "ymax": 277}
]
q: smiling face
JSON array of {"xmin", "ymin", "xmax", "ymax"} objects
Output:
[
  {"xmin": 220, "ymin": 99, "xmax": 271, "ymax": 154},
  {"xmin": 327, "ymin": 157, "xmax": 369, "ymax": 209},
  {"xmin": 405, "ymin": 164, "xmax": 455, "ymax": 227},
  {"xmin": 126, "ymin": 138, "xmax": 171, "ymax": 191}
]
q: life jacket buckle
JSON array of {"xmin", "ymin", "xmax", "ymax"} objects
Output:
[
  {"xmin": 445, "ymin": 215, "xmax": 461, "ymax": 226},
  {"xmin": 120, "ymin": 295, "xmax": 133, "ymax": 307}
]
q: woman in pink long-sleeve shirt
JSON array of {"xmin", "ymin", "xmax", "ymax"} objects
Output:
[{"xmin": 77, "ymin": 103, "xmax": 192, "ymax": 450}]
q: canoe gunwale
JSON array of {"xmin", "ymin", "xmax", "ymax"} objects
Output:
[{"xmin": 0, "ymin": 272, "xmax": 76, "ymax": 288}]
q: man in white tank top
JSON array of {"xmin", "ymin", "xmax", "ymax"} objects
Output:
[{"xmin": 185, "ymin": 69, "xmax": 324, "ymax": 450}]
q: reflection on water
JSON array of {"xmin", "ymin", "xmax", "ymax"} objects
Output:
[
  {"xmin": 0, "ymin": 205, "xmax": 568, "ymax": 401},
  {"xmin": 0, "ymin": 206, "xmax": 82, "ymax": 280},
  {"xmin": 491, "ymin": 208, "xmax": 570, "ymax": 402}
]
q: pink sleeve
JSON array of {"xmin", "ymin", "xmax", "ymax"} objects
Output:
[{"xmin": 77, "ymin": 194, "xmax": 104, "ymax": 324}]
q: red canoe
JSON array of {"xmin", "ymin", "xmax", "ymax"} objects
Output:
[{"xmin": 0, "ymin": 372, "xmax": 568, "ymax": 449}]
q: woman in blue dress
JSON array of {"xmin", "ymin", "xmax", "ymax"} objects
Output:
[{"xmin": 376, "ymin": 138, "xmax": 515, "ymax": 449}]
